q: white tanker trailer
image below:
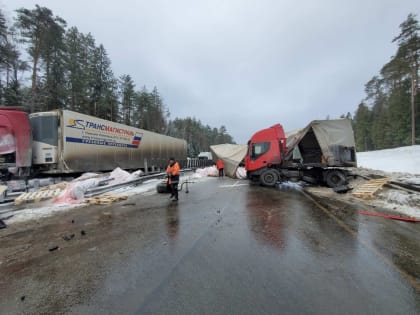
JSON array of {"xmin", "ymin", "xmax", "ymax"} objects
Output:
[{"xmin": 0, "ymin": 108, "xmax": 187, "ymax": 177}]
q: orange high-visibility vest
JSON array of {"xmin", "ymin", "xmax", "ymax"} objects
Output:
[
  {"xmin": 216, "ymin": 159, "xmax": 224, "ymax": 170},
  {"xmin": 166, "ymin": 162, "xmax": 180, "ymax": 176}
]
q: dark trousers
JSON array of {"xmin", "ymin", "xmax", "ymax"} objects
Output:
[
  {"xmin": 218, "ymin": 168, "xmax": 224, "ymax": 177},
  {"xmin": 170, "ymin": 182, "xmax": 179, "ymax": 199}
]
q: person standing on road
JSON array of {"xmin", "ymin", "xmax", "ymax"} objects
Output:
[
  {"xmin": 216, "ymin": 159, "xmax": 225, "ymax": 178},
  {"xmin": 166, "ymin": 157, "xmax": 180, "ymax": 201}
]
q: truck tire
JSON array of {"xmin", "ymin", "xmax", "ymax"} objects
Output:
[
  {"xmin": 156, "ymin": 181, "xmax": 170, "ymax": 193},
  {"xmin": 260, "ymin": 169, "xmax": 279, "ymax": 187},
  {"xmin": 325, "ymin": 170, "xmax": 346, "ymax": 188}
]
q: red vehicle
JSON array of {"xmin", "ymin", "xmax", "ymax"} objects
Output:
[
  {"xmin": 245, "ymin": 119, "xmax": 357, "ymax": 187},
  {"xmin": 0, "ymin": 108, "xmax": 32, "ymax": 177}
]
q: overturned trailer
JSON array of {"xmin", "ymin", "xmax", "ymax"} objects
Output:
[
  {"xmin": 245, "ymin": 119, "xmax": 357, "ymax": 187},
  {"xmin": 210, "ymin": 143, "xmax": 247, "ymax": 178}
]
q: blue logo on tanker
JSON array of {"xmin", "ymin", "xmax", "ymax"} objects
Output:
[
  {"xmin": 67, "ymin": 118, "xmax": 85, "ymax": 130},
  {"xmin": 66, "ymin": 117, "xmax": 142, "ymax": 148}
]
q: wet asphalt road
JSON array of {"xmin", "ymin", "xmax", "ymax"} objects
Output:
[{"xmin": 0, "ymin": 177, "xmax": 420, "ymax": 314}]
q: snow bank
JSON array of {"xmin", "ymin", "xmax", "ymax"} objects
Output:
[
  {"xmin": 376, "ymin": 190, "xmax": 420, "ymax": 219},
  {"xmin": 4, "ymin": 173, "xmax": 206, "ymax": 224},
  {"xmin": 354, "ymin": 146, "xmax": 420, "ymax": 218},
  {"xmin": 357, "ymin": 145, "xmax": 420, "ymax": 174}
]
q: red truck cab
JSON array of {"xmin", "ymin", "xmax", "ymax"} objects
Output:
[
  {"xmin": 0, "ymin": 108, "xmax": 32, "ymax": 177},
  {"xmin": 245, "ymin": 119, "xmax": 355, "ymax": 188},
  {"xmin": 245, "ymin": 124, "xmax": 286, "ymax": 185}
]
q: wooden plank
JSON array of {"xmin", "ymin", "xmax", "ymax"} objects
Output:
[
  {"xmin": 352, "ymin": 178, "xmax": 391, "ymax": 200},
  {"xmin": 14, "ymin": 188, "xmax": 63, "ymax": 205},
  {"xmin": 83, "ymin": 193, "xmax": 128, "ymax": 205}
]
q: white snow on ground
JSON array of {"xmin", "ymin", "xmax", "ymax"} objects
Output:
[
  {"xmin": 356, "ymin": 145, "xmax": 420, "ymax": 219},
  {"xmin": 375, "ymin": 190, "xmax": 420, "ymax": 219},
  {"xmin": 357, "ymin": 145, "xmax": 420, "ymax": 175},
  {"xmin": 4, "ymin": 174, "xmax": 209, "ymax": 225}
]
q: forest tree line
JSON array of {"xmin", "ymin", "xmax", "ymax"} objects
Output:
[
  {"xmin": 352, "ymin": 13, "xmax": 420, "ymax": 151},
  {"xmin": 0, "ymin": 5, "xmax": 235, "ymax": 156}
]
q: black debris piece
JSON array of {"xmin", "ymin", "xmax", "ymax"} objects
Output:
[
  {"xmin": 333, "ymin": 185, "xmax": 351, "ymax": 194},
  {"xmin": 71, "ymin": 219, "xmax": 75, "ymax": 224},
  {"xmin": 0, "ymin": 219, "xmax": 6, "ymax": 229},
  {"xmin": 20, "ymin": 296, "xmax": 25, "ymax": 302},
  {"xmin": 80, "ymin": 230, "xmax": 86, "ymax": 236},
  {"xmin": 62, "ymin": 234, "xmax": 75, "ymax": 241},
  {"xmin": 48, "ymin": 245, "xmax": 59, "ymax": 252}
]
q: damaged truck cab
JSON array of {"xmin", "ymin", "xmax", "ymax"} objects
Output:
[
  {"xmin": 245, "ymin": 119, "xmax": 357, "ymax": 188},
  {"xmin": 0, "ymin": 108, "xmax": 32, "ymax": 177},
  {"xmin": 245, "ymin": 124, "xmax": 287, "ymax": 186}
]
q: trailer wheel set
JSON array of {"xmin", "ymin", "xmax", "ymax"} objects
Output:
[
  {"xmin": 257, "ymin": 167, "xmax": 347, "ymax": 188},
  {"xmin": 325, "ymin": 169, "xmax": 347, "ymax": 188}
]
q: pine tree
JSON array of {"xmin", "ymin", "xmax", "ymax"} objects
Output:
[
  {"xmin": 15, "ymin": 5, "xmax": 66, "ymax": 112},
  {"xmin": 354, "ymin": 103, "xmax": 373, "ymax": 151},
  {"xmin": 64, "ymin": 27, "xmax": 86, "ymax": 112},
  {"xmin": 119, "ymin": 74, "xmax": 135, "ymax": 125},
  {"xmin": 0, "ymin": 9, "xmax": 7, "ymax": 101},
  {"xmin": 393, "ymin": 13, "xmax": 420, "ymax": 145},
  {"xmin": 88, "ymin": 44, "xmax": 117, "ymax": 119},
  {"xmin": 41, "ymin": 15, "xmax": 67, "ymax": 111}
]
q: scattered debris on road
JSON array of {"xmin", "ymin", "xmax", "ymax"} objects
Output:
[
  {"xmin": 14, "ymin": 188, "xmax": 63, "ymax": 205},
  {"xmin": 352, "ymin": 178, "xmax": 391, "ymax": 199},
  {"xmin": 84, "ymin": 193, "xmax": 128, "ymax": 205},
  {"xmin": 62, "ymin": 234, "xmax": 75, "ymax": 241},
  {"xmin": 48, "ymin": 245, "xmax": 59, "ymax": 252}
]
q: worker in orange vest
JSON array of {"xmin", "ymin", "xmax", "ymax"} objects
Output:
[
  {"xmin": 216, "ymin": 159, "xmax": 224, "ymax": 178},
  {"xmin": 166, "ymin": 157, "xmax": 180, "ymax": 201}
]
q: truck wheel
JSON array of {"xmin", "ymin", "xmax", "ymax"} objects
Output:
[
  {"xmin": 260, "ymin": 169, "xmax": 279, "ymax": 187},
  {"xmin": 156, "ymin": 182, "xmax": 170, "ymax": 193},
  {"xmin": 325, "ymin": 170, "xmax": 346, "ymax": 188}
]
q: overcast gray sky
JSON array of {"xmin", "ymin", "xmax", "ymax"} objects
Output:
[{"xmin": 1, "ymin": 0, "xmax": 419, "ymax": 143}]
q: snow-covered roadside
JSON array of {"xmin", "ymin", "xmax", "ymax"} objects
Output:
[
  {"xmin": 353, "ymin": 145, "xmax": 420, "ymax": 219},
  {"xmin": 4, "ymin": 173, "xmax": 209, "ymax": 225},
  {"xmin": 357, "ymin": 145, "xmax": 420, "ymax": 175},
  {"xmin": 375, "ymin": 190, "xmax": 420, "ymax": 219}
]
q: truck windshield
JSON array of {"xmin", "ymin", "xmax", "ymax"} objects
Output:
[
  {"xmin": 251, "ymin": 142, "xmax": 270, "ymax": 160},
  {"xmin": 30, "ymin": 115, "xmax": 58, "ymax": 146}
]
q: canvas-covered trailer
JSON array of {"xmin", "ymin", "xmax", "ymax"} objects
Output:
[
  {"xmin": 210, "ymin": 143, "xmax": 247, "ymax": 178},
  {"xmin": 284, "ymin": 119, "xmax": 357, "ymax": 168},
  {"xmin": 30, "ymin": 110, "xmax": 187, "ymax": 174}
]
